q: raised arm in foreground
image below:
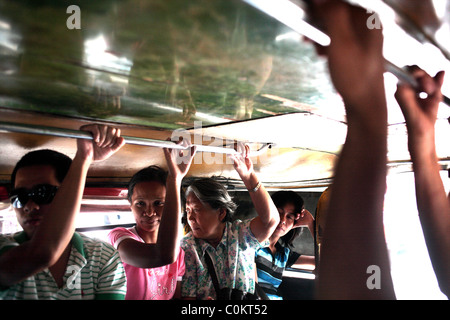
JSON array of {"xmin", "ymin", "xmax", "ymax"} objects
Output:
[{"xmin": 309, "ymin": 0, "xmax": 395, "ymax": 299}]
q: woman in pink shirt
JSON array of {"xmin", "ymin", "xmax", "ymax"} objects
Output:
[{"xmin": 108, "ymin": 144, "xmax": 196, "ymax": 300}]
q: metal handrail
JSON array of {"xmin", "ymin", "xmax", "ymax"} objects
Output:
[{"xmin": 0, "ymin": 121, "xmax": 242, "ymax": 155}]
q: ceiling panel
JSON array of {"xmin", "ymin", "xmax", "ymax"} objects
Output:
[{"xmin": 0, "ymin": 0, "xmax": 340, "ymax": 129}]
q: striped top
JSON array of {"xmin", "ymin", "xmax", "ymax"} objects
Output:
[
  {"xmin": 0, "ymin": 231, "xmax": 127, "ymax": 300},
  {"xmin": 255, "ymin": 243, "xmax": 300, "ymax": 300}
]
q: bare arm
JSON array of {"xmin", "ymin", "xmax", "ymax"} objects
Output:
[
  {"xmin": 230, "ymin": 144, "xmax": 279, "ymax": 243},
  {"xmin": 116, "ymin": 142, "xmax": 196, "ymax": 268},
  {"xmin": 309, "ymin": 0, "xmax": 395, "ymax": 299},
  {"xmin": 0, "ymin": 125, "xmax": 124, "ymax": 288},
  {"xmin": 395, "ymin": 66, "xmax": 450, "ymax": 297},
  {"xmin": 294, "ymin": 209, "xmax": 315, "ymax": 238}
]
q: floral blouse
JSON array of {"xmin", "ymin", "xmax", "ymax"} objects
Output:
[{"xmin": 180, "ymin": 219, "xmax": 268, "ymax": 300}]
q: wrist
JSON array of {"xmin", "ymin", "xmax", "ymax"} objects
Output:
[
  {"xmin": 166, "ymin": 173, "xmax": 183, "ymax": 186},
  {"xmin": 243, "ymin": 172, "xmax": 259, "ymax": 191},
  {"xmin": 73, "ymin": 151, "xmax": 94, "ymax": 168},
  {"xmin": 408, "ymin": 132, "xmax": 437, "ymax": 159},
  {"xmin": 247, "ymin": 181, "xmax": 261, "ymax": 193}
]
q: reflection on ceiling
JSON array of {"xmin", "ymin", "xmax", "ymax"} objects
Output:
[{"xmin": 0, "ymin": 0, "xmax": 340, "ymax": 130}]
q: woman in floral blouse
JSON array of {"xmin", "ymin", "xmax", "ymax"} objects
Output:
[{"xmin": 180, "ymin": 144, "xmax": 280, "ymax": 300}]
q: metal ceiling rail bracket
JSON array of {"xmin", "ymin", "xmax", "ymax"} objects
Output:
[{"xmin": 0, "ymin": 121, "xmax": 243, "ymax": 155}]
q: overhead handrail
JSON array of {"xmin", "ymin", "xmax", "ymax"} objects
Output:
[
  {"xmin": 0, "ymin": 121, "xmax": 276, "ymax": 157},
  {"xmin": 0, "ymin": 121, "xmax": 242, "ymax": 155}
]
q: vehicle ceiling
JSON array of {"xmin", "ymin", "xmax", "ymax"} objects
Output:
[{"xmin": 0, "ymin": 0, "xmax": 449, "ymax": 189}]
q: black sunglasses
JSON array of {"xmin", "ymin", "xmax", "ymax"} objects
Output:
[{"xmin": 9, "ymin": 184, "xmax": 58, "ymax": 209}]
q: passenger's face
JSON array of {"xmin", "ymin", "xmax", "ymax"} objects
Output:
[
  {"xmin": 13, "ymin": 165, "xmax": 60, "ymax": 238},
  {"xmin": 185, "ymin": 193, "xmax": 225, "ymax": 243},
  {"xmin": 130, "ymin": 181, "xmax": 166, "ymax": 235},
  {"xmin": 273, "ymin": 203, "xmax": 298, "ymax": 238}
]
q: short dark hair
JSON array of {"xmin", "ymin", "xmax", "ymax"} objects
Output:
[
  {"xmin": 271, "ymin": 191, "xmax": 304, "ymax": 213},
  {"xmin": 271, "ymin": 191, "xmax": 305, "ymax": 247},
  {"xmin": 11, "ymin": 149, "xmax": 72, "ymax": 188},
  {"xmin": 127, "ymin": 165, "xmax": 167, "ymax": 202}
]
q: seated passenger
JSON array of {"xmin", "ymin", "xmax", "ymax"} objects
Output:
[
  {"xmin": 108, "ymin": 143, "xmax": 196, "ymax": 300},
  {"xmin": 0, "ymin": 124, "xmax": 127, "ymax": 299},
  {"xmin": 180, "ymin": 144, "xmax": 280, "ymax": 300},
  {"xmin": 255, "ymin": 191, "xmax": 315, "ymax": 300}
]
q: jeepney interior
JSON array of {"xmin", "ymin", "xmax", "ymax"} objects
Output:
[{"xmin": 0, "ymin": 0, "xmax": 449, "ymax": 299}]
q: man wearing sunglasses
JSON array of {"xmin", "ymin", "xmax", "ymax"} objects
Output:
[{"xmin": 0, "ymin": 124, "xmax": 127, "ymax": 299}]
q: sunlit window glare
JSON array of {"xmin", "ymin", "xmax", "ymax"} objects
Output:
[{"xmin": 384, "ymin": 171, "xmax": 449, "ymax": 299}]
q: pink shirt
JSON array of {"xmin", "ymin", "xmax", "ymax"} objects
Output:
[{"xmin": 108, "ymin": 227, "xmax": 185, "ymax": 300}]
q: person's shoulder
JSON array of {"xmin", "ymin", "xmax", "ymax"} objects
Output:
[
  {"xmin": 108, "ymin": 226, "xmax": 134, "ymax": 238},
  {"xmin": 231, "ymin": 219, "xmax": 266, "ymax": 247},
  {"xmin": 107, "ymin": 226, "xmax": 139, "ymax": 246},
  {"xmin": 181, "ymin": 232, "xmax": 196, "ymax": 248},
  {"xmin": 181, "ymin": 232, "xmax": 194, "ymax": 242},
  {"xmin": 231, "ymin": 219, "xmax": 251, "ymax": 227},
  {"xmin": 230, "ymin": 219, "xmax": 253, "ymax": 233}
]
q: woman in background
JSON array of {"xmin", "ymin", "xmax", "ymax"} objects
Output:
[{"xmin": 180, "ymin": 144, "xmax": 280, "ymax": 300}]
